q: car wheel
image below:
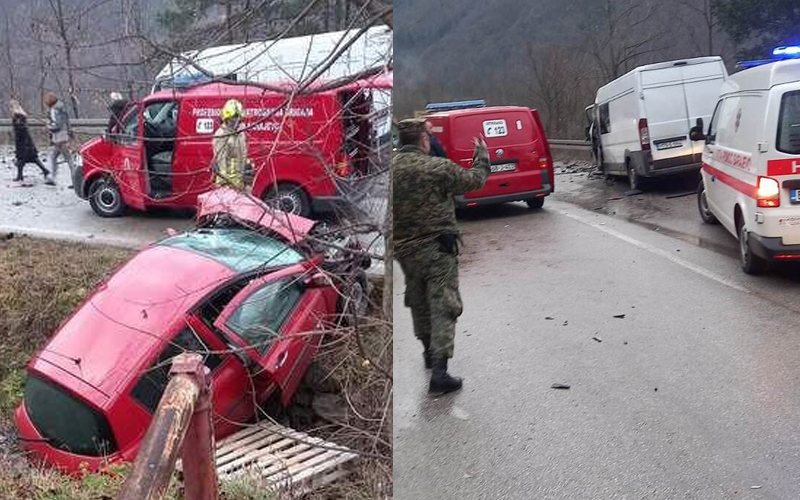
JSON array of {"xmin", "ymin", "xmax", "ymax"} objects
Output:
[
  {"xmin": 697, "ymin": 180, "xmax": 718, "ymax": 224},
  {"xmin": 526, "ymin": 197, "xmax": 545, "ymax": 209},
  {"xmin": 738, "ymin": 216, "xmax": 768, "ymax": 275},
  {"xmin": 263, "ymin": 183, "xmax": 311, "ymax": 217},
  {"xmin": 88, "ymin": 176, "xmax": 126, "ymax": 217},
  {"xmin": 627, "ymin": 161, "xmax": 644, "ymax": 191}
]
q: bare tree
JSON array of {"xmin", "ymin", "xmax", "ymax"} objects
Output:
[
  {"xmin": 678, "ymin": 0, "xmax": 724, "ymax": 56},
  {"xmin": 526, "ymin": 44, "xmax": 597, "ymax": 138},
  {"xmin": 586, "ymin": 0, "xmax": 664, "ymax": 81}
]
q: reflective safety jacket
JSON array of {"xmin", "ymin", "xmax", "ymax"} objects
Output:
[{"xmin": 212, "ymin": 123, "xmax": 249, "ymax": 189}]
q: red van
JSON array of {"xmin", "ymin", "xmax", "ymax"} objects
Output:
[
  {"xmin": 77, "ymin": 73, "xmax": 392, "ymax": 217},
  {"xmin": 425, "ymin": 101, "xmax": 554, "ymax": 208}
]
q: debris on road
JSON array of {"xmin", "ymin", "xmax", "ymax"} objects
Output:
[
  {"xmin": 608, "ymin": 197, "xmax": 623, "ymax": 201},
  {"xmin": 11, "ymin": 201, "xmax": 24, "ymax": 206},
  {"xmin": 563, "ymin": 320, "xmax": 568, "ymax": 326},
  {"xmin": 592, "ymin": 336, "xmax": 602, "ymax": 342},
  {"xmin": 545, "ymin": 316, "xmax": 554, "ymax": 320},
  {"xmin": 613, "ymin": 314, "xmax": 626, "ymax": 319},
  {"xmin": 551, "ymin": 383, "xmax": 570, "ymax": 389},
  {"xmin": 751, "ymin": 485, "xmax": 762, "ymax": 489},
  {"xmin": 666, "ymin": 191, "xmax": 696, "ymax": 199},
  {"xmin": 624, "ymin": 189, "xmax": 643, "ymax": 196}
]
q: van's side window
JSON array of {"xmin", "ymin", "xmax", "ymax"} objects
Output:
[
  {"xmin": 707, "ymin": 100, "xmax": 724, "ymax": 145},
  {"xmin": 599, "ymin": 103, "xmax": 610, "ymax": 134},
  {"xmin": 119, "ymin": 108, "xmax": 140, "ymax": 146},
  {"xmin": 777, "ymin": 91, "xmax": 800, "ymax": 155}
]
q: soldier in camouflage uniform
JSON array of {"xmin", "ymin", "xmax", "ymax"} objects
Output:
[{"xmin": 393, "ymin": 118, "xmax": 490, "ymax": 394}]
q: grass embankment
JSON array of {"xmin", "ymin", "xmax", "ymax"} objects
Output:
[{"xmin": 0, "ymin": 235, "xmax": 391, "ymax": 499}]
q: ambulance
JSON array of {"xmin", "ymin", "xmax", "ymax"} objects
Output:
[{"xmin": 695, "ymin": 48, "xmax": 800, "ymax": 274}]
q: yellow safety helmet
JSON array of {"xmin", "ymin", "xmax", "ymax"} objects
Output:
[{"xmin": 221, "ymin": 99, "xmax": 243, "ymax": 122}]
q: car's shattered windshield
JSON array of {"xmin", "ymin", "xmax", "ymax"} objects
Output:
[{"xmin": 159, "ymin": 228, "xmax": 304, "ymax": 272}]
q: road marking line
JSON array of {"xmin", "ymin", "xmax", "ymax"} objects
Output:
[{"xmin": 559, "ymin": 210, "xmax": 749, "ymax": 293}]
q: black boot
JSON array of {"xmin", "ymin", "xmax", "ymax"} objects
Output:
[
  {"xmin": 429, "ymin": 358, "xmax": 462, "ymax": 394},
  {"xmin": 421, "ymin": 338, "xmax": 432, "ymax": 369}
]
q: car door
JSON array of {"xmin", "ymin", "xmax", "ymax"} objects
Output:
[
  {"xmin": 114, "ymin": 105, "xmax": 147, "ymax": 210},
  {"xmin": 213, "ymin": 270, "xmax": 328, "ymax": 405},
  {"xmin": 703, "ymin": 98, "xmax": 726, "ymax": 224}
]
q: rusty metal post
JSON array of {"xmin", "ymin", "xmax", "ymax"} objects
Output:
[
  {"xmin": 117, "ymin": 353, "xmax": 216, "ymax": 500},
  {"xmin": 182, "ymin": 359, "xmax": 219, "ymax": 500}
]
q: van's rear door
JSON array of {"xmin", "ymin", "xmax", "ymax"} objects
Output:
[
  {"xmin": 641, "ymin": 66, "xmax": 694, "ymax": 167},
  {"xmin": 681, "ymin": 62, "xmax": 726, "ymax": 158},
  {"xmin": 451, "ymin": 109, "xmax": 546, "ymax": 200}
]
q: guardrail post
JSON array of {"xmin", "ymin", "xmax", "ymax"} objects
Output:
[
  {"xmin": 117, "ymin": 353, "xmax": 218, "ymax": 500},
  {"xmin": 182, "ymin": 358, "xmax": 219, "ymax": 500}
]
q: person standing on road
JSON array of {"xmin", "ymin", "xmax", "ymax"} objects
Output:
[
  {"xmin": 212, "ymin": 98, "xmax": 251, "ymax": 190},
  {"xmin": 9, "ymin": 99, "xmax": 50, "ymax": 182},
  {"xmin": 43, "ymin": 92, "xmax": 75, "ymax": 187},
  {"xmin": 394, "ymin": 118, "xmax": 491, "ymax": 394},
  {"xmin": 107, "ymin": 91, "xmax": 129, "ymax": 133},
  {"xmin": 426, "ymin": 120, "xmax": 448, "ymax": 158}
]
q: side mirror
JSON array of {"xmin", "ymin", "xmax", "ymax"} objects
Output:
[{"xmin": 689, "ymin": 117, "xmax": 706, "ymax": 141}]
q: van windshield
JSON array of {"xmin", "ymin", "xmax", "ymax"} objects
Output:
[
  {"xmin": 777, "ymin": 90, "xmax": 800, "ymax": 155},
  {"xmin": 452, "ymin": 111, "xmax": 537, "ymax": 151}
]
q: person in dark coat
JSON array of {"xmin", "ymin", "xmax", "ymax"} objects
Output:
[
  {"xmin": 426, "ymin": 120, "xmax": 448, "ymax": 158},
  {"xmin": 107, "ymin": 91, "xmax": 129, "ymax": 133},
  {"xmin": 9, "ymin": 100, "xmax": 50, "ymax": 182}
]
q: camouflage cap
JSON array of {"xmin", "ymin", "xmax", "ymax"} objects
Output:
[{"xmin": 396, "ymin": 118, "xmax": 428, "ymax": 135}]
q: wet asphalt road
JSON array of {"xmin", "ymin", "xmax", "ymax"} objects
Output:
[
  {"xmin": 394, "ymin": 181, "xmax": 800, "ymax": 499},
  {"xmin": 0, "ymin": 147, "xmax": 387, "ymax": 271},
  {"xmin": 0, "ymin": 148, "xmax": 192, "ymax": 247}
]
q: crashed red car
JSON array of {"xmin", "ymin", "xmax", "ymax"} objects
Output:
[{"xmin": 15, "ymin": 188, "xmax": 369, "ymax": 473}]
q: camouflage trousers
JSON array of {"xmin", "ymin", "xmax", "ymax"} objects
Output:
[{"xmin": 398, "ymin": 241, "xmax": 463, "ymax": 359}]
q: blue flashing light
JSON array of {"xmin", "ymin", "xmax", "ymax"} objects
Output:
[
  {"xmin": 425, "ymin": 99, "xmax": 486, "ymax": 111},
  {"xmin": 773, "ymin": 45, "xmax": 800, "ymax": 57},
  {"xmin": 736, "ymin": 59, "xmax": 776, "ymax": 70}
]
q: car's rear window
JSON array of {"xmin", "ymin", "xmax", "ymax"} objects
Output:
[
  {"xmin": 452, "ymin": 110, "xmax": 538, "ymax": 151},
  {"xmin": 25, "ymin": 376, "xmax": 117, "ymax": 456},
  {"xmin": 777, "ymin": 90, "xmax": 800, "ymax": 155},
  {"xmin": 160, "ymin": 228, "xmax": 304, "ymax": 272}
]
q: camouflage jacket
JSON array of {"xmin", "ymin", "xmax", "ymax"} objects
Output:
[{"xmin": 393, "ymin": 143, "xmax": 490, "ymax": 258}]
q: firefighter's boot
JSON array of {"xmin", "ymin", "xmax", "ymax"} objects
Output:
[{"xmin": 429, "ymin": 358, "xmax": 462, "ymax": 394}]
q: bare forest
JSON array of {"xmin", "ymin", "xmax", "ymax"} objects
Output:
[
  {"xmin": 395, "ymin": 0, "xmax": 760, "ymax": 139},
  {"xmin": 0, "ymin": 0, "xmax": 382, "ymax": 119}
]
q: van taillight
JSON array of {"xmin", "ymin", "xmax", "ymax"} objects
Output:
[
  {"xmin": 638, "ymin": 119, "xmax": 650, "ymax": 151},
  {"xmin": 757, "ymin": 176, "xmax": 780, "ymax": 207},
  {"xmin": 538, "ymin": 157, "xmax": 548, "ymax": 169}
]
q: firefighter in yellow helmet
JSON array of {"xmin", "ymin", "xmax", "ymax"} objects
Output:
[{"xmin": 212, "ymin": 99, "xmax": 251, "ymax": 189}]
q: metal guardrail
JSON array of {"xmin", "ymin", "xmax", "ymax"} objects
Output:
[
  {"xmin": 0, "ymin": 118, "xmax": 107, "ymax": 139},
  {"xmin": 548, "ymin": 139, "xmax": 590, "ymax": 150}
]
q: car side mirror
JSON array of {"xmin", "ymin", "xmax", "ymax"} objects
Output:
[{"xmin": 690, "ymin": 117, "xmax": 706, "ymax": 141}]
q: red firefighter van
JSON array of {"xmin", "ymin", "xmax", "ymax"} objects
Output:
[
  {"xmin": 77, "ymin": 73, "xmax": 392, "ymax": 217},
  {"xmin": 425, "ymin": 101, "xmax": 554, "ymax": 209}
]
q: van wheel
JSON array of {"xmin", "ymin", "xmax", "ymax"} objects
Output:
[
  {"xmin": 627, "ymin": 161, "xmax": 644, "ymax": 191},
  {"xmin": 738, "ymin": 217, "xmax": 768, "ymax": 275},
  {"xmin": 697, "ymin": 180, "xmax": 718, "ymax": 224},
  {"xmin": 88, "ymin": 176, "xmax": 126, "ymax": 217},
  {"xmin": 263, "ymin": 183, "xmax": 311, "ymax": 217},
  {"xmin": 526, "ymin": 197, "xmax": 545, "ymax": 209}
]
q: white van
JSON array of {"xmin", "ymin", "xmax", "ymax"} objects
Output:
[
  {"xmin": 696, "ymin": 58, "xmax": 800, "ymax": 274},
  {"xmin": 594, "ymin": 57, "xmax": 728, "ymax": 190}
]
